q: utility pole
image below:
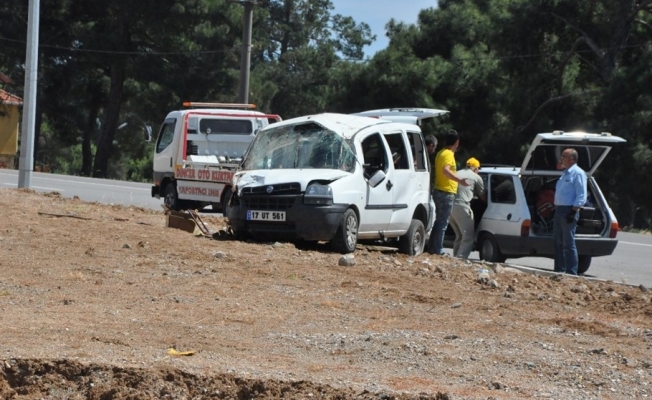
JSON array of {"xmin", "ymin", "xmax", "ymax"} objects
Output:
[
  {"xmin": 18, "ymin": 0, "xmax": 40, "ymax": 188},
  {"xmin": 238, "ymin": 0, "xmax": 255, "ymax": 104}
]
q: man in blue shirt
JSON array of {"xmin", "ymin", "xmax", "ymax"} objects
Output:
[{"xmin": 553, "ymin": 148, "xmax": 587, "ymax": 275}]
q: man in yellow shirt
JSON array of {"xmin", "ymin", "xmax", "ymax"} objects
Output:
[{"xmin": 427, "ymin": 130, "xmax": 469, "ymax": 255}]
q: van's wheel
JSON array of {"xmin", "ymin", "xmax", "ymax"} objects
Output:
[
  {"xmin": 399, "ymin": 219, "xmax": 425, "ymax": 256},
  {"xmin": 578, "ymin": 255, "xmax": 592, "ymax": 274},
  {"xmin": 221, "ymin": 187, "xmax": 233, "ymax": 218},
  {"xmin": 231, "ymin": 229, "xmax": 250, "ymax": 241},
  {"xmin": 164, "ymin": 183, "xmax": 181, "ymax": 211},
  {"xmin": 479, "ymin": 234, "xmax": 506, "ymax": 263},
  {"xmin": 332, "ymin": 209, "xmax": 358, "ymax": 254}
]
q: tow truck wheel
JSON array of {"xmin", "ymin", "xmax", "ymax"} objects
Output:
[
  {"xmin": 399, "ymin": 219, "xmax": 425, "ymax": 256},
  {"xmin": 164, "ymin": 183, "xmax": 180, "ymax": 211},
  {"xmin": 332, "ymin": 209, "xmax": 358, "ymax": 254}
]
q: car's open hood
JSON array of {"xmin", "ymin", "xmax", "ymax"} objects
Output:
[
  {"xmin": 234, "ymin": 169, "xmax": 348, "ymax": 193},
  {"xmin": 521, "ymin": 131, "xmax": 626, "ymax": 176}
]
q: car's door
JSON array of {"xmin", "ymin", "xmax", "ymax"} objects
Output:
[
  {"xmin": 153, "ymin": 117, "xmax": 178, "ymax": 175},
  {"xmin": 384, "ymin": 130, "xmax": 425, "ymax": 232},
  {"xmin": 357, "ymin": 132, "xmax": 393, "ymax": 235},
  {"xmin": 521, "ymin": 131, "xmax": 627, "ymax": 177},
  {"xmin": 384, "ymin": 131, "xmax": 410, "ymax": 232},
  {"xmin": 479, "ymin": 173, "xmax": 526, "ymax": 237}
]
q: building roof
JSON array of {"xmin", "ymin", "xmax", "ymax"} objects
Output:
[
  {"xmin": 0, "ymin": 89, "xmax": 23, "ymax": 106},
  {"xmin": 0, "ymin": 71, "xmax": 11, "ymax": 84}
]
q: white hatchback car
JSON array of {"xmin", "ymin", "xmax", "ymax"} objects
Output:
[
  {"xmin": 460, "ymin": 131, "xmax": 626, "ymax": 274},
  {"xmin": 227, "ymin": 108, "xmax": 447, "ymax": 255}
]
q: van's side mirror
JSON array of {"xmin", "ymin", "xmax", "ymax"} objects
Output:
[{"xmin": 368, "ymin": 170, "xmax": 386, "ymax": 188}]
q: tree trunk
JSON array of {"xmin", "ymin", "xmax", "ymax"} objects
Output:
[
  {"xmin": 92, "ymin": 59, "xmax": 126, "ymax": 178},
  {"xmin": 81, "ymin": 87, "xmax": 104, "ymax": 177},
  {"xmin": 600, "ymin": 1, "xmax": 640, "ymax": 82},
  {"xmin": 80, "ymin": 105, "xmax": 99, "ymax": 176}
]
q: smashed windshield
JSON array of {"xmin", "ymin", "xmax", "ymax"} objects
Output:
[{"xmin": 242, "ymin": 122, "xmax": 357, "ymax": 172}]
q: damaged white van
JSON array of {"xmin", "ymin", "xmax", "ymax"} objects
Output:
[{"xmin": 227, "ymin": 109, "xmax": 448, "ymax": 255}]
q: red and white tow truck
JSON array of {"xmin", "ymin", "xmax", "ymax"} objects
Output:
[{"xmin": 150, "ymin": 102, "xmax": 282, "ymax": 214}]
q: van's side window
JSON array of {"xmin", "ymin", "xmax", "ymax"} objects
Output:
[
  {"xmin": 491, "ymin": 175, "xmax": 517, "ymax": 204},
  {"xmin": 407, "ymin": 131, "xmax": 426, "ymax": 171},
  {"xmin": 156, "ymin": 119, "xmax": 176, "ymax": 154},
  {"xmin": 382, "ymin": 132, "xmax": 410, "ymax": 170},
  {"xmin": 361, "ymin": 133, "xmax": 389, "ymax": 177}
]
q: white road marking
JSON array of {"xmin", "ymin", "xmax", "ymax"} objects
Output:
[
  {"xmin": 0, "ymin": 182, "xmax": 62, "ymax": 191},
  {"xmin": 619, "ymin": 241, "xmax": 652, "ymax": 248}
]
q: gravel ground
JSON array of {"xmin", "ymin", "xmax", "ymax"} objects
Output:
[{"xmin": 0, "ymin": 188, "xmax": 651, "ymax": 399}]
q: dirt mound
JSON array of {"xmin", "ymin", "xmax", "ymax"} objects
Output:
[
  {"xmin": 0, "ymin": 188, "xmax": 650, "ymax": 399},
  {"xmin": 2, "ymin": 359, "xmax": 449, "ymax": 399}
]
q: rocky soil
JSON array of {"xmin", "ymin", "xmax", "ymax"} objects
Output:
[{"xmin": 0, "ymin": 188, "xmax": 651, "ymax": 400}]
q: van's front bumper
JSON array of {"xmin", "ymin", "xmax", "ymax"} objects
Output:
[
  {"xmin": 229, "ymin": 198, "xmax": 349, "ymax": 241},
  {"xmin": 495, "ymin": 235, "xmax": 618, "ymax": 258}
]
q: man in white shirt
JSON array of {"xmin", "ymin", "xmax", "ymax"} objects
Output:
[{"xmin": 449, "ymin": 157, "xmax": 485, "ymax": 259}]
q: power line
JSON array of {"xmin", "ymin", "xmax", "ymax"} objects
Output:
[
  {"xmin": 1, "ymin": 35, "xmax": 650, "ymax": 61},
  {"xmin": 0, "ymin": 36, "xmax": 237, "ymax": 56}
]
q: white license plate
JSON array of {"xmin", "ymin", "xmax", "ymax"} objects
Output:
[{"xmin": 246, "ymin": 210, "xmax": 286, "ymax": 221}]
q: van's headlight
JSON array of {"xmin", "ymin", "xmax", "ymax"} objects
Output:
[{"xmin": 304, "ymin": 183, "xmax": 333, "ymax": 205}]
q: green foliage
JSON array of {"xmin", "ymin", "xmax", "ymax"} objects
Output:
[
  {"xmin": 2, "ymin": 0, "xmax": 652, "ymax": 227},
  {"xmin": 51, "ymin": 143, "xmax": 96, "ymax": 176},
  {"xmin": 124, "ymin": 151, "xmax": 154, "ymax": 183}
]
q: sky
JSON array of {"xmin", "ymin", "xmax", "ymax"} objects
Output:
[{"xmin": 330, "ymin": 0, "xmax": 438, "ymax": 57}]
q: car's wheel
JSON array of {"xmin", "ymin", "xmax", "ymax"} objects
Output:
[
  {"xmin": 578, "ymin": 255, "xmax": 592, "ymax": 275},
  {"xmin": 331, "ymin": 209, "xmax": 358, "ymax": 254},
  {"xmin": 399, "ymin": 219, "xmax": 425, "ymax": 256},
  {"xmin": 479, "ymin": 234, "xmax": 506, "ymax": 263},
  {"xmin": 221, "ymin": 187, "xmax": 233, "ymax": 218},
  {"xmin": 164, "ymin": 183, "xmax": 181, "ymax": 211}
]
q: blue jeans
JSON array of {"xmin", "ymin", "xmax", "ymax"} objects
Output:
[
  {"xmin": 428, "ymin": 190, "xmax": 455, "ymax": 255},
  {"xmin": 553, "ymin": 205, "xmax": 579, "ymax": 275}
]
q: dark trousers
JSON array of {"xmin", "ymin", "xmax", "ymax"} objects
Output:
[
  {"xmin": 553, "ymin": 205, "xmax": 579, "ymax": 275},
  {"xmin": 428, "ymin": 190, "xmax": 455, "ymax": 255}
]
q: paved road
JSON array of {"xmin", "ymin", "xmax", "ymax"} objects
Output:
[
  {"xmin": 448, "ymin": 231, "xmax": 652, "ymax": 288},
  {"xmin": 0, "ymin": 170, "xmax": 161, "ymax": 210},
  {"xmin": 2, "ymin": 170, "xmax": 650, "ymax": 287}
]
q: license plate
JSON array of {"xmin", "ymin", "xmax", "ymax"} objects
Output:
[{"xmin": 246, "ymin": 210, "xmax": 286, "ymax": 221}]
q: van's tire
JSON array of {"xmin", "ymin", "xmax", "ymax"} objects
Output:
[
  {"xmin": 221, "ymin": 187, "xmax": 233, "ymax": 218},
  {"xmin": 164, "ymin": 183, "xmax": 181, "ymax": 211},
  {"xmin": 332, "ymin": 209, "xmax": 358, "ymax": 254},
  {"xmin": 399, "ymin": 219, "xmax": 425, "ymax": 256},
  {"xmin": 578, "ymin": 255, "xmax": 592, "ymax": 274},
  {"xmin": 479, "ymin": 234, "xmax": 507, "ymax": 263},
  {"xmin": 232, "ymin": 229, "xmax": 250, "ymax": 241}
]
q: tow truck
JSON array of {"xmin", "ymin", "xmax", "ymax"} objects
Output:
[{"xmin": 151, "ymin": 102, "xmax": 282, "ymax": 215}]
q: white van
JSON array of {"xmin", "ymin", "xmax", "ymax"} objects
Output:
[
  {"xmin": 227, "ymin": 108, "xmax": 448, "ymax": 255},
  {"xmin": 455, "ymin": 131, "xmax": 626, "ymax": 274}
]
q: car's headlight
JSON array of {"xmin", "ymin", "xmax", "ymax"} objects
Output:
[{"xmin": 304, "ymin": 183, "xmax": 333, "ymax": 205}]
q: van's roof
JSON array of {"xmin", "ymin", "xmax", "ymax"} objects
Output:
[{"xmin": 261, "ymin": 112, "xmax": 417, "ymax": 139}]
